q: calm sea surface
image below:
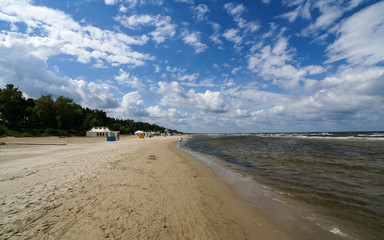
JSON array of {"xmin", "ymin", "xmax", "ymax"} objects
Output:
[{"xmin": 183, "ymin": 133, "xmax": 384, "ymax": 240}]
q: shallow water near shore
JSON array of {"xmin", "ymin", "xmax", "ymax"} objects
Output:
[{"xmin": 183, "ymin": 133, "xmax": 384, "ymax": 240}]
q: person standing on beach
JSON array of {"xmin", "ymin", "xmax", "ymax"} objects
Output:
[{"xmin": 179, "ymin": 135, "xmax": 183, "ymax": 146}]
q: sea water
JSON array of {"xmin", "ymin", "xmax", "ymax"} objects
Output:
[{"xmin": 183, "ymin": 132, "xmax": 384, "ymax": 240}]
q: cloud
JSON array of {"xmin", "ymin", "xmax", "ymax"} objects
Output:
[
  {"xmin": 192, "ymin": 4, "xmax": 209, "ymax": 22},
  {"xmin": 166, "ymin": 66, "xmax": 179, "ymax": 72},
  {"xmin": 280, "ymin": 0, "xmax": 366, "ymax": 42},
  {"xmin": 115, "ymin": 14, "xmax": 176, "ymax": 44},
  {"xmin": 0, "ymin": 0, "xmax": 153, "ymax": 67},
  {"xmin": 0, "ymin": 45, "xmax": 119, "ymax": 110},
  {"xmin": 157, "ymin": 81, "xmax": 228, "ymax": 113},
  {"xmin": 105, "ymin": 0, "xmax": 164, "ymax": 8},
  {"xmin": 70, "ymin": 79, "xmax": 120, "ymax": 109},
  {"xmin": 292, "ymin": 66, "xmax": 384, "ymax": 126},
  {"xmin": 326, "ymin": 1, "xmax": 384, "ymax": 66},
  {"xmin": 114, "ymin": 14, "xmax": 155, "ymax": 29},
  {"xmin": 220, "ymin": 65, "xmax": 384, "ymax": 131},
  {"xmin": 105, "ymin": 0, "xmax": 117, "ymax": 5},
  {"xmin": 224, "ymin": 65, "xmax": 383, "ymax": 132},
  {"xmin": 110, "ymin": 91, "xmax": 149, "ymax": 118},
  {"xmin": 319, "ymin": 67, "xmax": 384, "ymax": 97},
  {"xmin": 223, "ymin": 28, "xmax": 242, "ymax": 45},
  {"xmin": 247, "ymin": 35, "xmax": 324, "ymax": 87},
  {"xmin": 146, "ymin": 105, "xmax": 188, "ymax": 124},
  {"xmin": 307, "ymin": 3, "xmax": 342, "ymax": 31},
  {"xmin": 181, "ymin": 30, "xmax": 208, "ymax": 54},
  {"xmin": 178, "ymin": 73, "xmax": 199, "ymax": 82},
  {"xmin": 225, "ymin": 85, "xmax": 294, "ymax": 113},
  {"xmin": 224, "ymin": 2, "xmax": 259, "ymax": 33},
  {"xmin": 150, "ymin": 16, "xmax": 177, "ymax": 44},
  {"xmin": 224, "ymin": 2, "xmax": 246, "ymax": 16},
  {"xmin": 154, "ymin": 64, "xmax": 161, "ymax": 73},
  {"xmin": 174, "ymin": 0, "xmax": 194, "ymax": 4},
  {"xmin": 295, "ymin": 0, "xmax": 367, "ymax": 39},
  {"xmin": 279, "ymin": 1, "xmax": 311, "ymax": 22},
  {"xmin": 221, "ymin": 2, "xmax": 259, "ymax": 52},
  {"xmin": 182, "ymin": 77, "xmax": 216, "ymax": 88},
  {"xmin": 231, "ymin": 66, "xmax": 241, "ymax": 75},
  {"xmin": 114, "ymin": 69, "xmax": 145, "ymax": 92},
  {"xmin": 209, "ymin": 22, "xmax": 223, "ymax": 45}
]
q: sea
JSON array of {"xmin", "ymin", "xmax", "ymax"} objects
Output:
[{"xmin": 181, "ymin": 132, "xmax": 384, "ymax": 240}]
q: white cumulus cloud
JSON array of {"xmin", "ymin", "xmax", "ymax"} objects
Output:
[
  {"xmin": 115, "ymin": 14, "xmax": 176, "ymax": 44},
  {"xmin": 181, "ymin": 30, "xmax": 208, "ymax": 54},
  {"xmin": 247, "ymin": 35, "xmax": 324, "ymax": 88},
  {"xmin": 192, "ymin": 4, "xmax": 209, "ymax": 22},
  {"xmin": 157, "ymin": 81, "xmax": 228, "ymax": 113},
  {"xmin": 0, "ymin": 0, "xmax": 153, "ymax": 67},
  {"xmin": 326, "ymin": 1, "xmax": 384, "ymax": 66},
  {"xmin": 115, "ymin": 69, "xmax": 145, "ymax": 92},
  {"xmin": 110, "ymin": 91, "xmax": 149, "ymax": 119}
]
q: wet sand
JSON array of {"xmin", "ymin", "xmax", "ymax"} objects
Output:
[{"xmin": 0, "ymin": 136, "xmax": 297, "ymax": 239}]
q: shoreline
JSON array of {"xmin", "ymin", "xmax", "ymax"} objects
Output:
[
  {"xmin": 1, "ymin": 136, "xmax": 297, "ymax": 239},
  {"xmin": 179, "ymin": 144, "xmax": 347, "ymax": 240},
  {"xmin": 169, "ymin": 141, "xmax": 299, "ymax": 239}
]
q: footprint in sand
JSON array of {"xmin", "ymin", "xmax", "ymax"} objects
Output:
[{"xmin": 147, "ymin": 155, "xmax": 157, "ymax": 160}]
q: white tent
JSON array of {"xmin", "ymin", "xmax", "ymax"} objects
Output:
[
  {"xmin": 134, "ymin": 130, "xmax": 145, "ymax": 135},
  {"xmin": 86, "ymin": 127, "xmax": 114, "ymax": 137}
]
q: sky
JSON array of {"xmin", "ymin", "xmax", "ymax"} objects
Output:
[{"xmin": 0, "ymin": 0, "xmax": 383, "ymax": 133}]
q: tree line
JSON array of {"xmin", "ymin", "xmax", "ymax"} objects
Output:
[{"xmin": 0, "ymin": 84, "xmax": 180, "ymax": 136}]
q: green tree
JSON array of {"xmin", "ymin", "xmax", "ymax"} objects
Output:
[
  {"xmin": 23, "ymin": 98, "xmax": 36, "ymax": 127},
  {"xmin": 1, "ymin": 83, "xmax": 178, "ymax": 136},
  {"xmin": 82, "ymin": 108, "xmax": 108, "ymax": 130},
  {"xmin": 0, "ymin": 84, "xmax": 26, "ymax": 128},
  {"xmin": 55, "ymin": 96, "xmax": 82, "ymax": 129},
  {"xmin": 90, "ymin": 117, "xmax": 101, "ymax": 128},
  {"xmin": 34, "ymin": 94, "xmax": 56, "ymax": 129}
]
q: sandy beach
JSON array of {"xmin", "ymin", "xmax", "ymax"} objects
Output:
[{"xmin": 0, "ymin": 135, "xmax": 297, "ymax": 239}]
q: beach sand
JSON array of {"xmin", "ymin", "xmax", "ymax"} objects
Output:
[{"xmin": 0, "ymin": 136, "xmax": 297, "ymax": 239}]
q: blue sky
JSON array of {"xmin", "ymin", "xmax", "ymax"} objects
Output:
[{"xmin": 1, "ymin": 0, "xmax": 383, "ymax": 133}]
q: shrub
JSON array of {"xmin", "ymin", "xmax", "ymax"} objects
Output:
[{"xmin": 0, "ymin": 125, "xmax": 8, "ymax": 137}]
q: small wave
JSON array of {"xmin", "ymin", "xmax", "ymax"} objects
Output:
[{"xmin": 330, "ymin": 227, "xmax": 350, "ymax": 238}]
